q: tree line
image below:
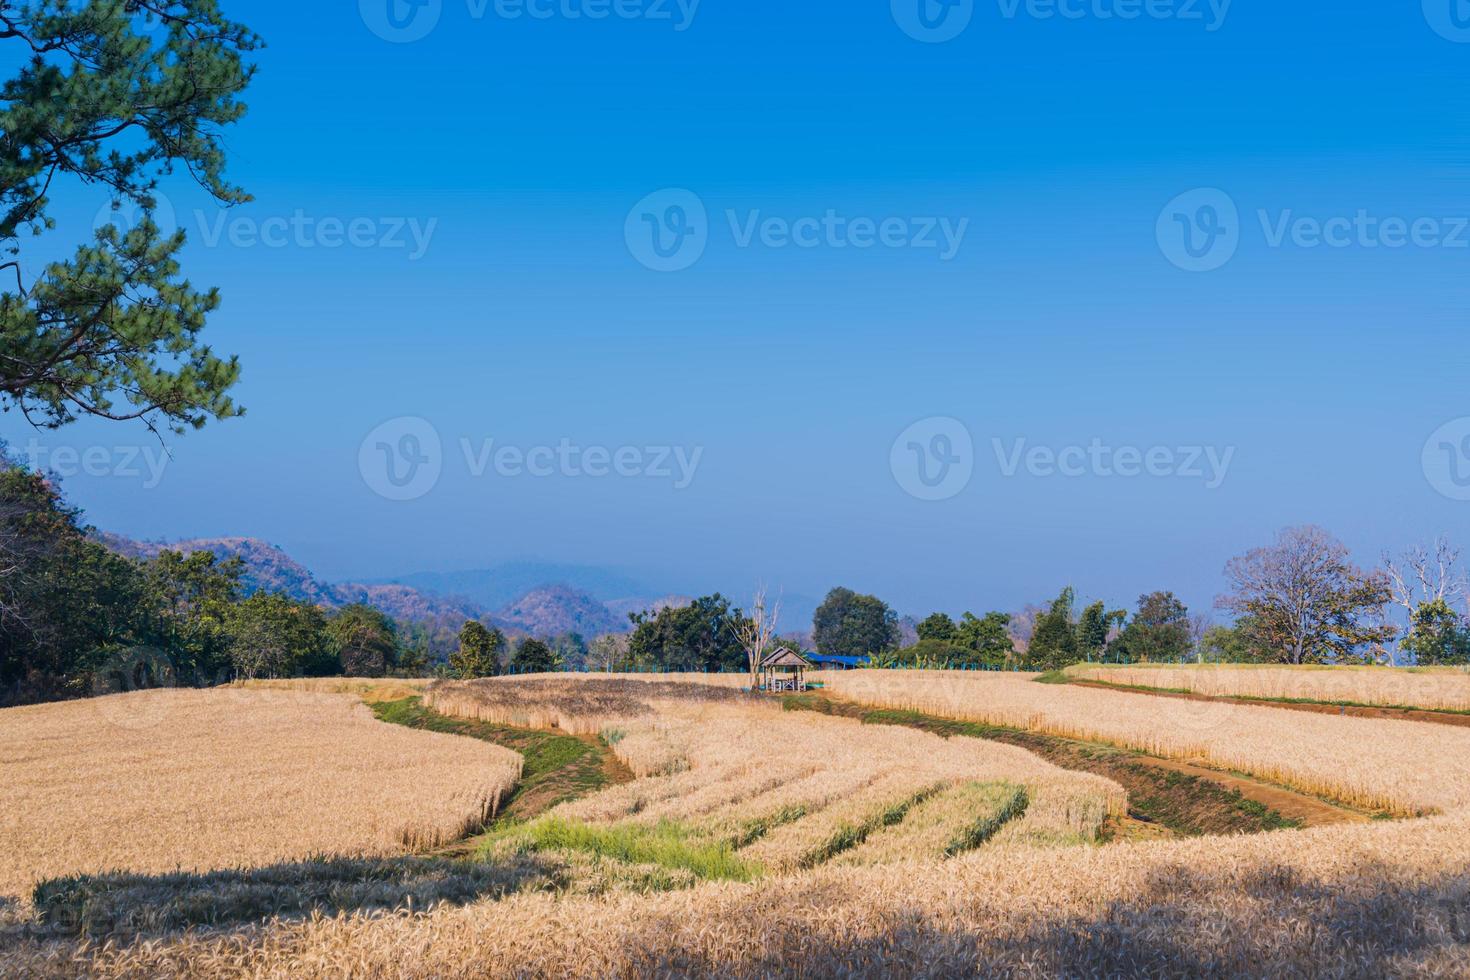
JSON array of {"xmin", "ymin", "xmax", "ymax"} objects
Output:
[{"xmin": 10, "ymin": 446, "xmax": 1470, "ymax": 704}]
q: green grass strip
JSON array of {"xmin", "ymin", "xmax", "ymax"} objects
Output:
[
  {"xmin": 944, "ymin": 785, "xmax": 1030, "ymax": 856},
  {"xmin": 486, "ymin": 818, "xmax": 757, "ymax": 882}
]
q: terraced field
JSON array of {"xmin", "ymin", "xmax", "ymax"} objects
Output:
[{"xmin": 5, "ymin": 671, "xmax": 1470, "ymax": 977}]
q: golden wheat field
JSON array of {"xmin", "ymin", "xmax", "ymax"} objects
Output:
[
  {"xmin": 0, "ymin": 688, "xmax": 522, "ymax": 905},
  {"xmin": 5, "ymin": 671, "xmax": 1470, "ymax": 977},
  {"xmin": 1067, "ymin": 662, "xmax": 1470, "ymax": 711},
  {"xmin": 821, "ymin": 670, "xmax": 1470, "ymax": 815}
]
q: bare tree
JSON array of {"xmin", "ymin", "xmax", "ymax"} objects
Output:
[
  {"xmin": 1383, "ymin": 539, "xmax": 1466, "ymax": 665},
  {"xmin": 731, "ymin": 585, "xmax": 782, "ymax": 687},
  {"xmin": 1187, "ymin": 613, "xmax": 1213, "ymax": 664},
  {"xmin": 1218, "ymin": 525, "xmax": 1395, "ymax": 665},
  {"xmin": 588, "ymin": 633, "xmax": 629, "ymax": 672}
]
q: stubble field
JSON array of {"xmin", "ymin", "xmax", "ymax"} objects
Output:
[{"xmin": 5, "ymin": 669, "xmax": 1470, "ymax": 977}]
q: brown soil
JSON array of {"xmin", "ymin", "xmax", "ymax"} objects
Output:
[
  {"xmin": 1135, "ymin": 757, "xmax": 1367, "ymax": 828},
  {"xmin": 1067, "ymin": 679, "xmax": 1470, "ymax": 729}
]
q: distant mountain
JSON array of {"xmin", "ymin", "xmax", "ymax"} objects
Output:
[
  {"xmin": 331, "ymin": 583, "xmax": 485, "ymax": 625},
  {"xmin": 603, "ymin": 594, "xmax": 693, "ymax": 625},
  {"xmin": 497, "ymin": 585, "xmax": 622, "ymax": 638},
  {"xmin": 99, "ymin": 534, "xmax": 345, "ymax": 607},
  {"xmin": 95, "ymin": 534, "xmax": 680, "ymax": 639},
  {"xmin": 378, "ymin": 561, "xmax": 653, "ymax": 610}
]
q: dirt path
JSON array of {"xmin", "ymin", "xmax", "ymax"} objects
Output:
[
  {"xmin": 784, "ymin": 693, "xmax": 1371, "ymax": 837},
  {"xmin": 1066, "ymin": 679, "xmax": 1470, "ymax": 729}
]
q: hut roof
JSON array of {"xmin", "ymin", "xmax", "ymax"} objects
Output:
[{"xmin": 760, "ymin": 647, "xmax": 812, "ymax": 669}]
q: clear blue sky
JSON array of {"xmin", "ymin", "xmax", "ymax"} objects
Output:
[{"xmin": 7, "ymin": 1, "xmax": 1470, "ymax": 621}]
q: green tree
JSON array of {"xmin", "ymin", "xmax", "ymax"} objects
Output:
[
  {"xmin": 450, "ymin": 621, "xmax": 504, "ymax": 679},
  {"xmin": 0, "ymin": 454, "xmax": 146, "ymax": 702},
  {"xmin": 1075, "ymin": 601, "xmax": 1114, "ymax": 660},
  {"xmin": 1198, "ymin": 618, "xmax": 1273, "ymax": 664},
  {"xmin": 550, "ymin": 631, "xmax": 589, "ymax": 671},
  {"xmin": 1401, "ymin": 599, "xmax": 1470, "ymax": 666},
  {"xmin": 626, "ymin": 595, "xmax": 748, "ymax": 672},
  {"xmin": 138, "ymin": 548, "xmax": 241, "ymax": 681},
  {"xmin": 0, "ymin": 2, "xmax": 260, "ymax": 431},
  {"xmin": 812, "ymin": 587, "xmax": 899, "ymax": 658},
  {"xmin": 327, "ymin": 604, "xmax": 398, "ymax": 677},
  {"xmin": 1113, "ymin": 591, "xmax": 1191, "ymax": 663},
  {"xmin": 889, "ymin": 637, "xmax": 969, "ymax": 669},
  {"xmin": 511, "ymin": 637, "xmax": 559, "ymax": 674},
  {"xmin": 916, "ymin": 612, "xmax": 958, "ymax": 644},
  {"xmin": 954, "ymin": 611, "xmax": 1015, "ymax": 667},
  {"xmin": 1026, "ymin": 587, "xmax": 1080, "ymax": 670},
  {"xmin": 226, "ymin": 592, "xmax": 330, "ymax": 680}
]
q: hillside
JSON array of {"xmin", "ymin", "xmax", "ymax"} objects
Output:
[
  {"xmin": 378, "ymin": 562, "xmax": 653, "ymax": 609},
  {"xmin": 98, "ymin": 534, "xmax": 345, "ymax": 607},
  {"xmin": 95, "ymin": 534, "xmax": 674, "ymax": 639}
]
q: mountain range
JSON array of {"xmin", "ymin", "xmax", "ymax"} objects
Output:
[{"xmin": 96, "ymin": 534, "xmax": 686, "ymax": 640}]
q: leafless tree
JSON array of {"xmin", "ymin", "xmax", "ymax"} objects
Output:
[
  {"xmin": 1187, "ymin": 613, "xmax": 1213, "ymax": 664},
  {"xmin": 732, "ymin": 584, "xmax": 782, "ymax": 687},
  {"xmin": 588, "ymin": 633, "xmax": 629, "ymax": 672},
  {"xmin": 1218, "ymin": 525, "xmax": 1395, "ymax": 665},
  {"xmin": 1382, "ymin": 539, "xmax": 1466, "ymax": 664}
]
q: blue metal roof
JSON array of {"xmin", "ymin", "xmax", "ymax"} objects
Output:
[{"xmin": 805, "ymin": 654, "xmax": 870, "ymax": 667}]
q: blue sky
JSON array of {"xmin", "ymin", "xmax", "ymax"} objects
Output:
[{"xmin": 7, "ymin": 0, "xmax": 1470, "ymax": 622}]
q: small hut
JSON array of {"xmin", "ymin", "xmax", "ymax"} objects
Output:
[{"xmin": 759, "ymin": 647, "xmax": 813, "ymax": 693}]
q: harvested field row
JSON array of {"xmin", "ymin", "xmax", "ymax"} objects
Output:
[
  {"xmin": 820, "ymin": 671, "xmax": 1470, "ymax": 816},
  {"xmin": 1067, "ymin": 663, "xmax": 1470, "ymax": 713},
  {"xmin": 0, "ymin": 689, "xmax": 523, "ymax": 905},
  {"xmin": 428, "ymin": 681, "xmax": 1126, "ymax": 873},
  {"xmin": 18, "ymin": 808, "xmax": 1470, "ymax": 978}
]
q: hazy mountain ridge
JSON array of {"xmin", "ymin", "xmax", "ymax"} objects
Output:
[
  {"xmin": 377, "ymin": 562, "xmax": 654, "ymax": 610},
  {"xmin": 95, "ymin": 534, "xmax": 679, "ymax": 638}
]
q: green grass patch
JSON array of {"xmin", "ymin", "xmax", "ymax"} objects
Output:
[
  {"xmin": 483, "ymin": 818, "xmax": 757, "ymax": 882},
  {"xmin": 801, "ymin": 783, "xmax": 946, "ymax": 869},
  {"xmin": 724, "ymin": 804, "xmax": 809, "ymax": 849},
  {"xmin": 372, "ymin": 697, "xmax": 613, "ymax": 819},
  {"xmin": 1033, "ymin": 669, "xmax": 1073, "ymax": 685},
  {"xmin": 944, "ymin": 785, "xmax": 1030, "ymax": 856}
]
